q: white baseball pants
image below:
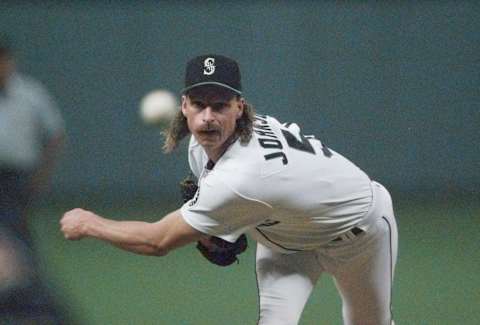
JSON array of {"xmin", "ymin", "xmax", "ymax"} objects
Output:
[{"xmin": 256, "ymin": 182, "xmax": 398, "ymax": 325}]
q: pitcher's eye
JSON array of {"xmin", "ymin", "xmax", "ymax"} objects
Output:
[
  {"xmin": 211, "ymin": 102, "xmax": 228, "ymax": 111},
  {"xmin": 192, "ymin": 101, "xmax": 206, "ymax": 109}
]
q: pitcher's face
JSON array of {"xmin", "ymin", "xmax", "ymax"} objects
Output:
[{"xmin": 182, "ymin": 87, "xmax": 244, "ymax": 156}]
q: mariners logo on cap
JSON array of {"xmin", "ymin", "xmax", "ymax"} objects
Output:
[
  {"xmin": 183, "ymin": 54, "xmax": 242, "ymax": 94},
  {"xmin": 203, "ymin": 57, "xmax": 215, "ymax": 75}
]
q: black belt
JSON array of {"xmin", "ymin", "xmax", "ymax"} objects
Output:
[{"xmin": 332, "ymin": 227, "xmax": 364, "ymax": 242}]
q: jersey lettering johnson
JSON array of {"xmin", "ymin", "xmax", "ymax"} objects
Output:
[
  {"xmin": 254, "ymin": 114, "xmax": 332, "ymax": 165},
  {"xmin": 254, "ymin": 114, "xmax": 288, "ymax": 164}
]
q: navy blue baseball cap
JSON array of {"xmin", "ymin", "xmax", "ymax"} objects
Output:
[{"xmin": 182, "ymin": 54, "xmax": 242, "ymax": 95}]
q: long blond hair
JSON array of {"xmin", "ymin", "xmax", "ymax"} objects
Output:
[{"xmin": 162, "ymin": 99, "xmax": 255, "ymax": 153}]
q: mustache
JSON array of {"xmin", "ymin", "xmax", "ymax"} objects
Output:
[{"xmin": 199, "ymin": 123, "xmax": 221, "ymax": 132}]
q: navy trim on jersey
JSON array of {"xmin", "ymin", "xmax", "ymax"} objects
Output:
[
  {"xmin": 382, "ymin": 216, "xmax": 394, "ymax": 324},
  {"xmin": 255, "ymin": 227, "xmax": 302, "ymax": 252},
  {"xmin": 206, "ymin": 159, "xmax": 215, "ymax": 170}
]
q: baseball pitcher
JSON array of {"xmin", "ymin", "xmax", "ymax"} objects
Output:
[{"xmin": 60, "ymin": 54, "xmax": 398, "ymax": 325}]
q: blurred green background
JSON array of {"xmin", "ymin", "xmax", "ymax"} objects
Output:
[{"xmin": 1, "ymin": 1, "xmax": 479, "ymax": 324}]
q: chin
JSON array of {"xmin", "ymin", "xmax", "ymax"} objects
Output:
[{"xmin": 199, "ymin": 140, "xmax": 220, "ymax": 148}]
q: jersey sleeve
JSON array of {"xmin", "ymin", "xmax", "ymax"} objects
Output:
[{"xmin": 180, "ymin": 173, "xmax": 272, "ymax": 242}]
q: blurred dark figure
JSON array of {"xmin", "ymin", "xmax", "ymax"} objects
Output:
[{"xmin": 0, "ymin": 34, "xmax": 74, "ymax": 324}]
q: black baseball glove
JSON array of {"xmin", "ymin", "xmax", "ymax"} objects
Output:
[
  {"xmin": 180, "ymin": 175, "xmax": 199, "ymax": 203},
  {"xmin": 179, "ymin": 174, "xmax": 248, "ymax": 267},
  {"xmin": 196, "ymin": 234, "xmax": 248, "ymax": 267}
]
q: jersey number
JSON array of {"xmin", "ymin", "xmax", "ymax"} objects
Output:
[{"xmin": 281, "ymin": 129, "xmax": 332, "ymax": 158}]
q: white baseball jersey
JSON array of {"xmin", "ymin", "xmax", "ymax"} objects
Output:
[{"xmin": 181, "ymin": 114, "xmax": 373, "ymax": 253}]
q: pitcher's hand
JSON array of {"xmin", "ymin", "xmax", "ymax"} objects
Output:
[{"xmin": 60, "ymin": 208, "xmax": 96, "ymax": 240}]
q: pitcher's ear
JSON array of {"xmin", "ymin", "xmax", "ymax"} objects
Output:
[{"xmin": 181, "ymin": 95, "xmax": 188, "ymax": 117}]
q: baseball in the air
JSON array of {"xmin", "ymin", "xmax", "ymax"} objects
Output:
[{"xmin": 139, "ymin": 89, "xmax": 178, "ymax": 127}]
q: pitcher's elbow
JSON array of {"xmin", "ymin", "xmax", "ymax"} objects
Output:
[
  {"xmin": 153, "ymin": 247, "xmax": 169, "ymax": 256},
  {"xmin": 151, "ymin": 241, "xmax": 170, "ymax": 257}
]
